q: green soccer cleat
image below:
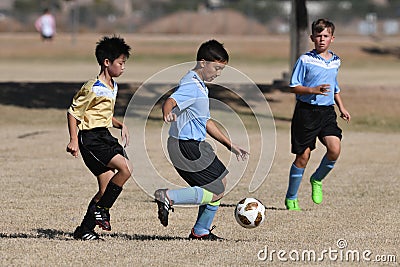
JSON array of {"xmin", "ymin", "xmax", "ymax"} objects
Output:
[
  {"xmin": 285, "ymin": 198, "xmax": 301, "ymax": 211},
  {"xmin": 310, "ymin": 178, "xmax": 323, "ymax": 204}
]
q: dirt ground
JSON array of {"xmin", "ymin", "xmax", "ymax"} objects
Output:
[{"xmin": 0, "ymin": 33, "xmax": 399, "ymax": 266}]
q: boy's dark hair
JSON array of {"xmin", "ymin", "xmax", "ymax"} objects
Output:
[
  {"xmin": 312, "ymin": 18, "xmax": 335, "ymax": 35},
  {"xmin": 196, "ymin": 39, "xmax": 229, "ymax": 63},
  {"xmin": 95, "ymin": 35, "xmax": 131, "ymax": 66}
]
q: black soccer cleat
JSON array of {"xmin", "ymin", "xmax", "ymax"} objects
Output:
[
  {"xmin": 154, "ymin": 189, "xmax": 174, "ymax": 227},
  {"xmin": 94, "ymin": 206, "xmax": 111, "ymax": 231},
  {"xmin": 188, "ymin": 226, "xmax": 224, "ymax": 241},
  {"xmin": 73, "ymin": 226, "xmax": 102, "ymax": 241}
]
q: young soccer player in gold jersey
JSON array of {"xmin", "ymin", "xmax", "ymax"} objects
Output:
[{"xmin": 66, "ymin": 36, "xmax": 132, "ymax": 240}]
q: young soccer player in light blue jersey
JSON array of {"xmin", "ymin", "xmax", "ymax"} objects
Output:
[
  {"xmin": 154, "ymin": 40, "xmax": 249, "ymax": 240},
  {"xmin": 285, "ymin": 19, "xmax": 351, "ymax": 210}
]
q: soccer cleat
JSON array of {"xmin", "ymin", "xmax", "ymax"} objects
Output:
[
  {"xmin": 154, "ymin": 189, "xmax": 174, "ymax": 227},
  {"xmin": 285, "ymin": 198, "xmax": 301, "ymax": 211},
  {"xmin": 94, "ymin": 206, "xmax": 111, "ymax": 231},
  {"xmin": 188, "ymin": 226, "xmax": 224, "ymax": 241},
  {"xmin": 310, "ymin": 178, "xmax": 323, "ymax": 204},
  {"xmin": 73, "ymin": 226, "xmax": 101, "ymax": 241}
]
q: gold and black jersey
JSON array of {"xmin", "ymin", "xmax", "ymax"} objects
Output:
[{"xmin": 68, "ymin": 79, "xmax": 118, "ymax": 130}]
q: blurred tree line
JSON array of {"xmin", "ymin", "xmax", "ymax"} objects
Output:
[{"xmin": 7, "ymin": 0, "xmax": 400, "ymax": 32}]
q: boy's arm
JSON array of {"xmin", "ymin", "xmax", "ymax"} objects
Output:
[
  {"xmin": 112, "ymin": 117, "xmax": 129, "ymax": 147},
  {"xmin": 162, "ymin": 97, "xmax": 177, "ymax": 123},
  {"xmin": 290, "ymin": 84, "xmax": 331, "ymax": 95},
  {"xmin": 206, "ymin": 119, "xmax": 249, "ymax": 161},
  {"xmin": 334, "ymin": 93, "xmax": 351, "ymax": 122},
  {"xmin": 66, "ymin": 112, "xmax": 79, "ymax": 157}
]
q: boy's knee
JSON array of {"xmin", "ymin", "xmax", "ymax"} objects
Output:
[
  {"xmin": 119, "ymin": 168, "xmax": 131, "ymax": 183},
  {"xmin": 327, "ymin": 146, "xmax": 340, "ymax": 160},
  {"xmin": 327, "ymin": 152, "xmax": 339, "ymax": 161},
  {"xmin": 294, "ymin": 157, "xmax": 309, "ymax": 169},
  {"xmin": 295, "ymin": 149, "xmax": 311, "ymax": 168},
  {"xmin": 212, "ymin": 192, "xmax": 224, "ymax": 202},
  {"xmin": 111, "ymin": 157, "xmax": 132, "ymax": 178},
  {"xmin": 121, "ymin": 164, "xmax": 132, "ymax": 176}
]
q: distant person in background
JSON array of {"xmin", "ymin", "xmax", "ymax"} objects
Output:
[{"xmin": 35, "ymin": 8, "xmax": 56, "ymax": 41}]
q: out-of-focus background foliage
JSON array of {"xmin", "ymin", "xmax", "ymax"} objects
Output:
[{"xmin": 1, "ymin": 0, "xmax": 400, "ymax": 36}]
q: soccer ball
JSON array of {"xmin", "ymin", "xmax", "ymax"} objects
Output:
[{"xmin": 234, "ymin": 197, "xmax": 266, "ymax": 229}]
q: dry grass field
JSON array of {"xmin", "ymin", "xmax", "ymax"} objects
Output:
[{"xmin": 0, "ymin": 33, "xmax": 399, "ymax": 266}]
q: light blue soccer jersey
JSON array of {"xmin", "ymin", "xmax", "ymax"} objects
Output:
[
  {"xmin": 290, "ymin": 49, "xmax": 341, "ymax": 106},
  {"xmin": 169, "ymin": 71, "xmax": 210, "ymax": 141}
]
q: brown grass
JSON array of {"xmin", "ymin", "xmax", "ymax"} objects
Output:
[{"xmin": 0, "ymin": 33, "xmax": 399, "ymax": 266}]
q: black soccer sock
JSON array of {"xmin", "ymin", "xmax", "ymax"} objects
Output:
[
  {"xmin": 80, "ymin": 199, "xmax": 96, "ymax": 231},
  {"xmin": 96, "ymin": 181, "xmax": 123, "ymax": 209}
]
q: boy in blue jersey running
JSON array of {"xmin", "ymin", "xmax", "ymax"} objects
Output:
[
  {"xmin": 285, "ymin": 19, "xmax": 351, "ymax": 210},
  {"xmin": 154, "ymin": 39, "xmax": 249, "ymax": 240}
]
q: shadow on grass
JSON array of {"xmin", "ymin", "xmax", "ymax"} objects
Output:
[
  {"xmin": 0, "ymin": 81, "xmax": 289, "ymax": 118},
  {"xmin": 0, "ymin": 228, "xmax": 186, "ymax": 241},
  {"xmin": 147, "ymin": 200, "xmax": 287, "ymax": 211},
  {"xmin": 361, "ymin": 45, "xmax": 400, "ymax": 58},
  {"xmin": 0, "ymin": 229, "xmax": 71, "ymax": 241},
  {"xmin": 220, "ymin": 202, "xmax": 287, "ymax": 211}
]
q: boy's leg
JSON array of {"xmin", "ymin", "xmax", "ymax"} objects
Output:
[
  {"xmin": 106, "ymin": 154, "xmax": 132, "ymax": 187},
  {"xmin": 192, "ymin": 201, "xmax": 220, "ymax": 236},
  {"xmin": 310, "ymin": 136, "xmax": 341, "ymax": 204},
  {"xmin": 79, "ymin": 199, "xmax": 97, "ymax": 231},
  {"xmin": 285, "ymin": 149, "xmax": 310, "ymax": 210},
  {"xmin": 311, "ymin": 154, "xmax": 337, "ymax": 181},
  {"xmin": 95, "ymin": 155, "xmax": 132, "ymax": 231},
  {"xmin": 286, "ymin": 162, "xmax": 306, "ymax": 199},
  {"xmin": 154, "ymin": 186, "xmax": 214, "ymax": 227},
  {"xmin": 73, "ymin": 168, "xmax": 114, "ymax": 240},
  {"xmin": 166, "ymin": 186, "xmax": 205, "ymax": 204},
  {"xmin": 155, "ymin": 177, "xmax": 226, "ymax": 227},
  {"xmin": 155, "ymin": 186, "xmax": 223, "ymax": 240},
  {"xmin": 285, "ymin": 164, "xmax": 304, "ymax": 209},
  {"xmin": 162, "ymin": 187, "xmax": 223, "ymax": 240},
  {"xmin": 73, "ymin": 199, "xmax": 99, "ymax": 240}
]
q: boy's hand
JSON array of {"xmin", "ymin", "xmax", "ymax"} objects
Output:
[
  {"xmin": 340, "ymin": 108, "xmax": 351, "ymax": 123},
  {"xmin": 314, "ymin": 84, "xmax": 330, "ymax": 96},
  {"xmin": 121, "ymin": 124, "xmax": 130, "ymax": 147},
  {"xmin": 164, "ymin": 112, "xmax": 177, "ymax": 123},
  {"xmin": 230, "ymin": 143, "xmax": 249, "ymax": 161},
  {"xmin": 66, "ymin": 139, "xmax": 79, "ymax": 158}
]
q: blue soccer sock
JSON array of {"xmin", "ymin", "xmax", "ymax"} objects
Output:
[
  {"xmin": 193, "ymin": 201, "xmax": 220, "ymax": 236},
  {"xmin": 166, "ymin": 186, "xmax": 204, "ymax": 205},
  {"xmin": 285, "ymin": 164, "xmax": 305, "ymax": 200},
  {"xmin": 311, "ymin": 155, "xmax": 336, "ymax": 181}
]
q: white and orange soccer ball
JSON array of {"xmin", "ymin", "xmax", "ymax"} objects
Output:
[{"xmin": 234, "ymin": 197, "xmax": 266, "ymax": 229}]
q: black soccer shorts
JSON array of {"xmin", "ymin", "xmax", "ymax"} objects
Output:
[
  {"xmin": 167, "ymin": 137, "xmax": 228, "ymax": 195},
  {"xmin": 291, "ymin": 101, "xmax": 342, "ymax": 155},
  {"xmin": 78, "ymin": 127, "xmax": 127, "ymax": 176}
]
